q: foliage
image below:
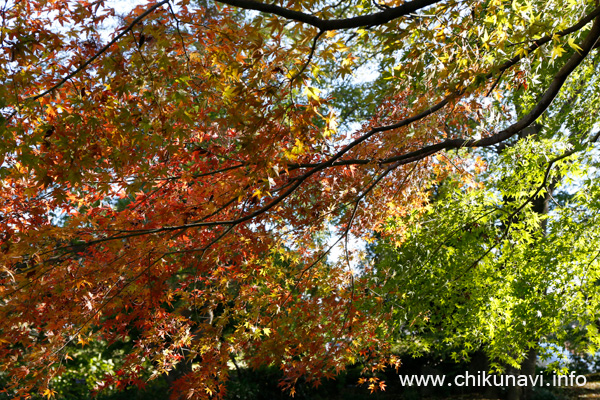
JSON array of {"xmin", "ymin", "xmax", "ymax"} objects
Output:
[
  {"xmin": 1, "ymin": 0, "xmax": 600, "ymax": 398},
  {"xmin": 367, "ymin": 137, "xmax": 600, "ymax": 370}
]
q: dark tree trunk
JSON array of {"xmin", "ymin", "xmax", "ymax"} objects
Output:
[{"xmin": 506, "ymin": 348, "xmax": 538, "ymax": 400}]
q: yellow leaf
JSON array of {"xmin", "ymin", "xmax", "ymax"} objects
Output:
[
  {"xmin": 222, "ymin": 85, "xmax": 236, "ymax": 100},
  {"xmin": 75, "ymin": 279, "xmax": 91, "ymax": 289},
  {"xmin": 77, "ymin": 335, "xmax": 89, "ymax": 347},
  {"xmin": 43, "ymin": 389, "xmax": 56, "ymax": 399},
  {"xmin": 516, "ymin": 47, "xmax": 529, "ymax": 57},
  {"xmin": 567, "ymin": 37, "xmax": 583, "ymax": 53},
  {"xmin": 45, "ymin": 104, "xmax": 56, "ymax": 117},
  {"xmin": 302, "ymin": 86, "xmax": 320, "ymax": 101},
  {"xmin": 551, "ymin": 45, "xmax": 565, "ymax": 59}
]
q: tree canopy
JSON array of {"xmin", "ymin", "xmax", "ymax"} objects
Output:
[{"xmin": 1, "ymin": 0, "xmax": 600, "ymax": 398}]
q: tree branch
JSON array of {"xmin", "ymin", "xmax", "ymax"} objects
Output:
[
  {"xmin": 380, "ymin": 15, "xmax": 600, "ymax": 166},
  {"xmin": 291, "ymin": 29, "xmax": 324, "ymax": 82},
  {"xmin": 18, "ymin": 5, "xmax": 600, "ymax": 269},
  {"xmin": 32, "ymin": 14, "xmax": 600, "ymax": 258},
  {"xmin": 493, "ymin": 4, "xmax": 600, "ymax": 78},
  {"xmin": 214, "ymin": 0, "xmax": 443, "ymax": 31},
  {"xmin": 289, "ymin": 4, "xmax": 600, "ymax": 171},
  {"xmin": 9, "ymin": 0, "xmax": 169, "ymax": 114}
]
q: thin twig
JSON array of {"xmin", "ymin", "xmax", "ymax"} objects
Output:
[{"xmin": 291, "ymin": 29, "xmax": 324, "ymax": 84}]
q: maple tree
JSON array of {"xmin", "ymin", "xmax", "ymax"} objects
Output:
[{"xmin": 1, "ymin": 0, "xmax": 600, "ymax": 398}]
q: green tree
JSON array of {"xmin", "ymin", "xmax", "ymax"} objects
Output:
[{"xmin": 366, "ymin": 135, "xmax": 600, "ymax": 395}]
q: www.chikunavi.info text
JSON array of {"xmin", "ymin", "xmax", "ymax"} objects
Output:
[{"xmin": 399, "ymin": 371, "xmax": 586, "ymax": 387}]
